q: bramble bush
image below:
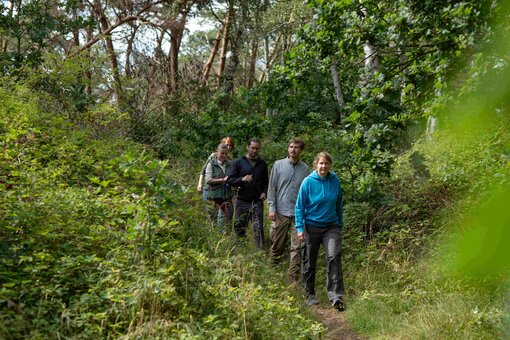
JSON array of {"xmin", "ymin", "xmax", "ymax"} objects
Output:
[{"xmin": 0, "ymin": 82, "xmax": 323, "ymax": 338}]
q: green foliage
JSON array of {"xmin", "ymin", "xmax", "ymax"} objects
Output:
[
  {"xmin": 0, "ymin": 82, "xmax": 323, "ymax": 338},
  {"xmin": 346, "ymin": 261, "xmax": 510, "ymax": 339},
  {"xmin": 252, "ymin": 0, "xmax": 503, "ymax": 200},
  {"xmin": 0, "ymin": 0, "xmax": 93, "ymax": 74},
  {"xmin": 453, "ymin": 184, "xmax": 510, "ymax": 277},
  {"xmin": 1, "ymin": 1, "xmax": 509, "ymax": 338},
  {"xmin": 340, "ymin": 6, "xmax": 510, "ymax": 335}
]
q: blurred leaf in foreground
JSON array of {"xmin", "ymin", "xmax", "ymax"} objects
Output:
[{"xmin": 454, "ymin": 183, "xmax": 510, "ymax": 277}]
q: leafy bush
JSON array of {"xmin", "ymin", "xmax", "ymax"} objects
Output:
[
  {"xmin": 341, "ymin": 105, "xmax": 510, "ymax": 339},
  {"xmin": 0, "ymin": 82, "xmax": 324, "ymax": 338}
]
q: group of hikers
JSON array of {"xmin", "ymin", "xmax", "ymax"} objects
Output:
[{"xmin": 196, "ymin": 137, "xmax": 346, "ymax": 312}]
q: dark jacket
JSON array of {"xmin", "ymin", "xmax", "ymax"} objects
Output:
[{"xmin": 227, "ymin": 156, "xmax": 269, "ymax": 202}]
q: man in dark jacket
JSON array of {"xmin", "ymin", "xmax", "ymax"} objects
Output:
[{"xmin": 227, "ymin": 138, "xmax": 269, "ymax": 248}]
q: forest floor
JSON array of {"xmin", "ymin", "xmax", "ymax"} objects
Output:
[{"xmin": 311, "ymin": 305, "xmax": 365, "ymax": 340}]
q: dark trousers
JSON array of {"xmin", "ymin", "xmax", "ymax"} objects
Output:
[
  {"xmin": 234, "ymin": 199, "xmax": 264, "ymax": 248},
  {"xmin": 302, "ymin": 224, "xmax": 344, "ymax": 301}
]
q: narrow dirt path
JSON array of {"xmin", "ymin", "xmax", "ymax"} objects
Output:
[{"xmin": 310, "ymin": 305, "xmax": 366, "ymax": 340}]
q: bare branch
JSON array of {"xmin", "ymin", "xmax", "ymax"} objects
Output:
[{"xmin": 70, "ymin": 1, "xmax": 165, "ymax": 57}]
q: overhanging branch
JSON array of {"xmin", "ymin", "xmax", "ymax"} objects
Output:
[{"xmin": 69, "ymin": 1, "xmax": 164, "ymax": 57}]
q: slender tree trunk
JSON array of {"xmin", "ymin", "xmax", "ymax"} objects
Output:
[
  {"xmin": 142, "ymin": 31, "xmax": 164, "ymax": 109},
  {"xmin": 331, "ymin": 62, "xmax": 345, "ymax": 107},
  {"xmin": 93, "ymin": 0, "xmax": 125, "ymax": 106},
  {"xmin": 15, "ymin": 0, "xmax": 22, "ymax": 56},
  {"xmin": 360, "ymin": 7, "xmax": 380, "ymax": 74},
  {"xmin": 167, "ymin": 15, "xmax": 187, "ymax": 95},
  {"xmin": 246, "ymin": 39, "xmax": 258, "ymax": 89},
  {"xmin": 202, "ymin": 28, "xmax": 222, "ymax": 83},
  {"xmin": 363, "ymin": 42, "xmax": 380, "ymax": 73},
  {"xmin": 1, "ymin": 1, "xmax": 15, "ymax": 52},
  {"xmin": 71, "ymin": 6, "xmax": 81, "ymax": 50},
  {"xmin": 125, "ymin": 24, "xmax": 139, "ymax": 78},
  {"xmin": 330, "ymin": 57, "xmax": 346, "ymax": 123},
  {"xmin": 219, "ymin": 2, "xmax": 243, "ymax": 112},
  {"xmin": 263, "ymin": 35, "xmax": 270, "ymax": 81},
  {"xmin": 261, "ymin": 0, "xmax": 270, "ymax": 80},
  {"xmin": 262, "ymin": 35, "xmax": 282, "ymax": 82},
  {"xmin": 426, "ymin": 116, "xmax": 437, "ymax": 140},
  {"xmin": 84, "ymin": 23, "xmax": 93, "ymax": 96},
  {"xmin": 217, "ymin": 5, "xmax": 233, "ymax": 81},
  {"xmin": 220, "ymin": 33, "xmax": 241, "ymax": 94}
]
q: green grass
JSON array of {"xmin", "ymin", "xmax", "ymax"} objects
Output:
[{"xmin": 343, "ymin": 113, "xmax": 510, "ymax": 339}]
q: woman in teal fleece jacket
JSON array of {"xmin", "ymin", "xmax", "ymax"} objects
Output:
[{"xmin": 295, "ymin": 151, "xmax": 345, "ymax": 311}]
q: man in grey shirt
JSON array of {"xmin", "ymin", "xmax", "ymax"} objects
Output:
[{"xmin": 267, "ymin": 138, "xmax": 310, "ymax": 283}]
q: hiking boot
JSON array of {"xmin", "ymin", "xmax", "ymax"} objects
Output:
[
  {"xmin": 306, "ymin": 295, "xmax": 319, "ymax": 306},
  {"xmin": 332, "ymin": 298, "xmax": 345, "ymax": 311}
]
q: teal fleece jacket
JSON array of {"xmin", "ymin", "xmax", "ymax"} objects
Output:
[{"xmin": 295, "ymin": 170, "xmax": 343, "ymax": 234}]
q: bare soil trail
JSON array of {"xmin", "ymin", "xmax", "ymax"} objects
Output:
[{"xmin": 310, "ymin": 305, "xmax": 367, "ymax": 340}]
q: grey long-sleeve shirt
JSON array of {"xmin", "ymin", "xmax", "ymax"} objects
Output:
[{"xmin": 267, "ymin": 157, "xmax": 310, "ymax": 217}]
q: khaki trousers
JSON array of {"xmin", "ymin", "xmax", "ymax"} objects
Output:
[{"xmin": 269, "ymin": 213, "xmax": 302, "ymax": 281}]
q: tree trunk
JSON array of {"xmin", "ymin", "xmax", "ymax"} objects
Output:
[
  {"xmin": 84, "ymin": 23, "xmax": 93, "ymax": 96},
  {"xmin": 219, "ymin": 0, "xmax": 245, "ymax": 106},
  {"xmin": 1, "ymin": 1, "xmax": 15, "ymax": 52},
  {"xmin": 426, "ymin": 116, "xmax": 437, "ymax": 140},
  {"xmin": 71, "ymin": 7, "xmax": 80, "ymax": 49},
  {"xmin": 363, "ymin": 42, "xmax": 380, "ymax": 73},
  {"xmin": 330, "ymin": 60, "xmax": 345, "ymax": 108},
  {"xmin": 217, "ymin": 5, "xmax": 233, "ymax": 82},
  {"xmin": 202, "ymin": 28, "xmax": 222, "ymax": 83},
  {"xmin": 261, "ymin": 35, "xmax": 283, "ymax": 83},
  {"xmin": 263, "ymin": 35, "xmax": 270, "ymax": 81},
  {"xmin": 145, "ymin": 31, "xmax": 164, "ymax": 102},
  {"xmin": 330, "ymin": 58, "xmax": 346, "ymax": 123},
  {"xmin": 125, "ymin": 24, "xmax": 139, "ymax": 78},
  {"xmin": 246, "ymin": 38, "xmax": 258, "ymax": 89},
  {"xmin": 360, "ymin": 6, "xmax": 381, "ymax": 74},
  {"xmin": 166, "ymin": 14, "xmax": 187, "ymax": 95},
  {"xmin": 93, "ymin": 0, "xmax": 125, "ymax": 107}
]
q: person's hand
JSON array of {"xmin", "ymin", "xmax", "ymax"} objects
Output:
[
  {"xmin": 242, "ymin": 174, "xmax": 253, "ymax": 182},
  {"xmin": 197, "ymin": 175, "xmax": 204, "ymax": 194},
  {"xmin": 260, "ymin": 192, "xmax": 266, "ymax": 201},
  {"xmin": 298, "ymin": 232, "xmax": 305, "ymax": 241},
  {"xmin": 268, "ymin": 211, "xmax": 276, "ymax": 221}
]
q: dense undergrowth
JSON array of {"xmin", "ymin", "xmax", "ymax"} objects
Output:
[
  {"xmin": 341, "ymin": 113, "xmax": 510, "ymax": 338},
  {"xmin": 0, "ymin": 83, "xmax": 323, "ymax": 339},
  {"xmin": 1, "ymin": 74, "xmax": 509, "ymax": 339}
]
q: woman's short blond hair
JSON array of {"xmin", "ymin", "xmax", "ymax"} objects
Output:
[{"xmin": 313, "ymin": 152, "xmax": 333, "ymax": 168}]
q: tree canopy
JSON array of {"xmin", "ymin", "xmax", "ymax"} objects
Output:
[{"xmin": 1, "ymin": 0, "xmax": 509, "ymax": 338}]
